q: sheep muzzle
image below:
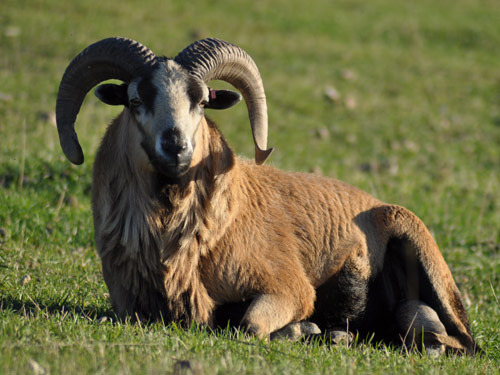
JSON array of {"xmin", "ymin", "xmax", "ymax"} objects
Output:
[{"xmin": 140, "ymin": 130, "xmax": 194, "ymax": 179}]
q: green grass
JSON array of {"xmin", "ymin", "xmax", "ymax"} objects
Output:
[{"xmin": 1, "ymin": 0, "xmax": 499, "ymax": 373}]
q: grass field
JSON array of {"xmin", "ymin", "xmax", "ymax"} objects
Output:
[{"xmin": 1, "ymin": 0, "xmax": 499, "ymax": 373}]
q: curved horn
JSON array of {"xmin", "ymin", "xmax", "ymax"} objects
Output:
[
  {"xmin": 174, "ymin": 38, "xmax": 273, "ymax": 165},
  {"xmin": 56, "ymin": 37, "xmax": 157, "ymax": 164}
]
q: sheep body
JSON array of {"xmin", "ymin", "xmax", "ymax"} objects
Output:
[{"xmin": 92, "ymin": 111, "xmax": 475, "ymax": 353}]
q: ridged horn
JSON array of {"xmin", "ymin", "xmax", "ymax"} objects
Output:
[
  {"xmin": 56, "ymin": 37, "xmax": 157, "ymax": 164},
  {"xmin": 174, "ymin": 38, "xmax": 273, "ymax": 165}
]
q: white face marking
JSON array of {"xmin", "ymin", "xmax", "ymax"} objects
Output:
[{"xmin": 126, "ymin": 60, "xmax": 207, "ymax": 175}]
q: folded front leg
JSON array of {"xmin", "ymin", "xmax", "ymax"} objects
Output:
[{"xmin": 241, "ymin": 291, "xmax": 315, "ymax": 340}]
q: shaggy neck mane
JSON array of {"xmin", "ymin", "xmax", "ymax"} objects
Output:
[{"xmin": 96, "ymin": 112, "xmax": 237, "ymax": 324}]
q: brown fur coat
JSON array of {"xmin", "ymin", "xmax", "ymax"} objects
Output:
[{"xmin": 91, "ymin": 110, "xmax": 477, "ymax": 354}]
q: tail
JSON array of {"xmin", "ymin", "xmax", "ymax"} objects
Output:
[{"xmin": 373, "ymin": 205, "xmax": 479, "ymax": 355}]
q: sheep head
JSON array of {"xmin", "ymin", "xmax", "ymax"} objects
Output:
[
  {"xmin": 94, "ymin": 60, "xmax": 241, "ymax": 178},
  {"xmin": 56, "ymin": 37, "xmax": 273, "ymax": 177}
]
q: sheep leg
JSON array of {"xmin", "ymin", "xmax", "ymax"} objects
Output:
[
  {"xmin": 270, "ymin": 321, "xmax": 321, "ymax": 341},
  {"xmin": 325, "ymin": 329, "xmax": 354, "ymax": 345},
  {"xmin": 373, "ymin": 205, "xmax": 478, "ymax": 355},
  {"xmin": 396, "ymin": 300, "xmax": 447, "ymax": 355},
  {"xmin": 396, "ymin": 300, "xmax": 477, "ymax": 356},
  {"xmin": 240, "ymin": 292, "xmax": 314, "ymax": 340},
  {"xmin": 101, "ymin": 257, "xmax": 173, "ymax": 323},
  {"xmin": 269, "ymin": 323, "xmax": 354, "ymax": 344}
]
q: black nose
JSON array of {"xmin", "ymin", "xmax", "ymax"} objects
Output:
[{"xmin": 160, "ymin": 129, "xmax": 190, "ymax": 163}]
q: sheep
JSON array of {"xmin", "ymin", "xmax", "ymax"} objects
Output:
[{"xmin": 55, "ymin": 37, "xmax": 479, "ymax": 355}]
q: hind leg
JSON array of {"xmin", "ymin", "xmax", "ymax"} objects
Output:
[
  {"xmin": 373, "ymin": 205, "xmax": 478, "ymax": 355},
  {"xmin": 396, "ymin": 300, "xmax": 474, "ymax": 355},
  {"xmin": 396, "ymin": 300, "xmax": 446, "ymax": 354}
]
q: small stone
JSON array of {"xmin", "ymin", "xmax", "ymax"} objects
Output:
[
  {"xmin": 324, "ymin": 86, "xmax": 341, "ymax": 103},
  {"xmin": 346, "ymin": 134, "xmax": 357, "ymax": 144},
  {"xmin": 0, "ymin": 92, "xmax": 13, "ymax": 102},
  {"xmin": 97, "ymin": 316, "xmax": 111, "ymax": 324},
  {"xmin": 403, "ymin": 139, "xmax": 420, "ymax": 152},
  {"xmin": 341, "ymin": 69, "xmax": 356, "ymax": 81},
  {"xmin": 344, "ymin": 95, "xmax": 357, "ymax": 110},
  {"xmin": 389, "ymin": 163, "xmax": 399, "ymax": 176},
  {"xmin": 5, "ymin": 26, "xmax": 20, "ymax": 38},
  {"xmin": 28, "ymin": 359, "xmax": 46, "ymax": 375},
  {"xmin": 315, "ymin": 127, "xmax": 330, "ymax": 140},
  {"xmin": 19, "ymin": 275, "xmax": 31, "ymax": 286}
]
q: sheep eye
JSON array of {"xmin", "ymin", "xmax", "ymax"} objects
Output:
[{"xmin": 130, "ymin": 98, "xmax": 142, "ymax": 108}]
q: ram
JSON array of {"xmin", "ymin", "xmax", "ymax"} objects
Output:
[{"xmin": 56, "ymin": 37, "xmax": 478, "ymax": 355}]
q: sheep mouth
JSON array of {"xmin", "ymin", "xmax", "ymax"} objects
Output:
[
  {"xmin": 142, "ymin": 142, "xmax": 192, "ymax": 178},
  {"xmin": 149, "ymin": 153, "xmax": 191, "ymax": 178}
]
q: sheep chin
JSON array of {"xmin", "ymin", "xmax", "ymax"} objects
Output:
[{"xmin": 151, "ymin": 157, "xmax": 191, "ymax": 180}]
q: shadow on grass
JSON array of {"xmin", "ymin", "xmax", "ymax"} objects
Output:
[
  {"xmin": 0, "ymin": 294, "xmax": 250, "ymax": 331},
  {"xmin": 0, "ymin": 294, "xmax": 115, "ymax": 321},
  {"xmin": 0, "ymin": 293, "xmax": 251, "ymax": 328}
]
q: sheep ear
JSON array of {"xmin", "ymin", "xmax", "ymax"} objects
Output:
[
  {"xmin": 205, "ymin": 89, "xmax": 242, "ymax": 110},
  {"xmin": 95, "ymin": 83, "xmax": 129, "ymax": 106}
]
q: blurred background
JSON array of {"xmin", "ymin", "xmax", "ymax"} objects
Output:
[
  {"xmin": 1, "ymin": 0, "xmax": 499, "ymax": 370},
  {"xmin": 2, "ymin": 0, "xmax": 500, "ymax": 180}
]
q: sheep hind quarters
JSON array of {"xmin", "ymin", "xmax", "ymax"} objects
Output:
[
  {"xmin": 309, "ymin": 204, "xmax": 478, "ymax": 355},
  {"xmin": 212, "ymin": 203, "xmax": 478, "ymax": 355}
]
